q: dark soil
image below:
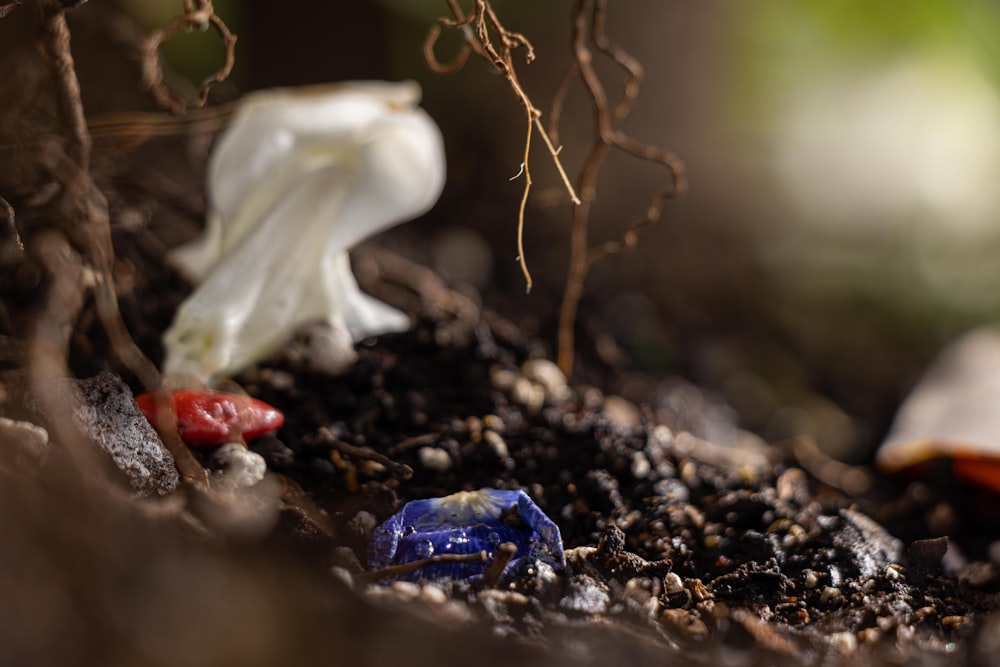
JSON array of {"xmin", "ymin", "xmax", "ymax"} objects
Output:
[{"xmin": 2, "ymin": 5, "xmax": 999, "ymax": 667}]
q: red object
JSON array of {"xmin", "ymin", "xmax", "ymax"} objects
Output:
[{"xmin": 135, "ymin": 389, "xmax": 284, "ymax": 446}]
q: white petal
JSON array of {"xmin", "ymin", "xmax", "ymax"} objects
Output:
[
  {"xmin": 162, "ymin": 80, "xmax": 444, "ymax": 381},
  {"xmin": 324, "ymin": 251, "xmax": 410, "ymax": 341}
]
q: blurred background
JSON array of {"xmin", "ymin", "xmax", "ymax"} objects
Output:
[{"xmin": 107, "ymin": 0, "xmax": 1000, "ymax": 461}]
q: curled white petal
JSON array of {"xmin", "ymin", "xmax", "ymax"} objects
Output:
[{"xmin": 162, "ymin": 81, "xmax": 445, "ymax": 381}]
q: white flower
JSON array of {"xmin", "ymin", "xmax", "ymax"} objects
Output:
[{"xmin": 162, "ymin": 81, "xmax": 446, "ymax": 381}]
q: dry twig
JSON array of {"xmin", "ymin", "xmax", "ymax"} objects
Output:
[
  {"xmin": 0, "ymin": 0, "xmax": 21, "ymax": 19},
  {"xmin": 141, "ymin": 0, "xmax": 237, "ymax": 114},
  {"xmin": 550, "ymin": 0, "xmax": 686, "ymax": 375},
  {"xmin": 318, "ymin": 427, "xmax": 414, "ymax": 481},
  {"xmin": 0, "ymin": 194, "xmax": 22, "ymax": 252},
  {"xmin": 32, "ymin": 0, "xmax": 210, "ymax": 493},
  {"xmin": 426, "ymin": 0, "xmax": 581, "ymax": 292},
  {"xmin": 37, "ymin": 0, "xmax": 162, "ymax": 391},
  {"xmin": 428, "ymin": 1, "xmax": 686, "ymax": 376},
  {"xmin": 361, "ymin": 550, "xmax": 488, "ymax": 583}
]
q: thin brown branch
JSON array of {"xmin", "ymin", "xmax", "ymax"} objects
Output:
[
  {"xmin": 361, "ymin": 550, "xmax": 488, "ymax": 583},
  {"xmin": 554, "ymin": 0, "xmax": 686, "ymax": 376},
  {"xmin": 585, "ymin": 185, "xmax": 674, "ymax": 266},
  {"xmin": 318, "ymin": 427, "xmax": 414, "ymax": 480},
  {"xmin": 426, "ymin": 0, "xmax": 580, "ymax": 292},
  {"xmin": 0, "ymin": 194, "xmax": 22, "ymax": 252},
  {"xmin": 422, "ymin": 24, "xmax": 471, "ymax": 74},
  {"xmin": 27, "ymin": 232, "xmax": 95, "ymax": 468},
  {"xmin": 147, "ymin": 388, "xmax": 211, "ymax": 491},
  {"xmin": 612, "ymin": 132, "xmax": 687, "ymax": 194},
  {"xmin": 589, "ymin": 0, "xmax": 643, "ymax": 122},
  {"xmin": 142, "ymin": 0, "xmax": 237, "ymax": 114},
  {"xmin": 482, "ymin": 541, "xmax": 517, "ymax": 587},
  {"xmin": 546, "ymin": 65, "xmax": 576, "ymax": 147},
  {"xmin": 0, "ymin": 0, "xmax": 22, "ymax": 19},
  {"xmin": 428, "ymin": 0, "xmax": 684, "ymax": 375},
  {"xmin": 39, "ymin": 2, "xmax": 90, "ymax": 169},
  {"xmin": 34, "ymin": 1, "xmax": 203, "ymax": 493}
]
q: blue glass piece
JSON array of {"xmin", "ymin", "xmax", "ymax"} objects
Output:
[{"xmin": 368, "ymin": 488, "xmax": 565, "ymax": 582}]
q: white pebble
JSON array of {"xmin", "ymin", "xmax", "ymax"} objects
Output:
[
  {"xmin": 631, "ymin": 451, "xmax": 651, "ymax": 479},
  {"xmin": 212, "ymin": 443, "xmax": 267, "ymax": 488},
  {"xmin": 303, "ymin": 320, "xmax": 357, "ymax": 376},
  {"xmin": 828, "ymin": 631, "xmax": 858, "ymax": 654},
  {"xmin": 521, "ymin": 359, "xmax": 570, "ymax": 403},
  {"xmin": 820, "ymin": 586, "xmax": 842, "ymax": 603},
  {"xmin": 664, "ymin": 572, "xmax": 684, "ymax": 595},
  {"xmin": 420, "ymin": 584, "xmax": 447, "ymax": 606},
  {"xmin": 390, "ymin": 580, "xmax": 421, "ymax": 602},
  {"xmin": 511, "ymin": 377, "xmax": 545, "ymax": 413},
  {"xmin": 603, "ymin": 395, "xmax": 641, "ymax": 430},
  {"xmin": 0, "ymin": 416, "xmax": 49, "ymax": 470},
  {"xmin": 484, "ymin": 430, "xmax": 509, "ymax": 459},
  {"xmin": 418, "ymin": 446, "xmax": 452, "ymax": 471},
  {"xmin": 489, "ymin": 367, "xmax": 518, "ymax": 391}
]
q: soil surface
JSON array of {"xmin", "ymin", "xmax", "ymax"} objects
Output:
[{"xmin": 2, "ymin": 5, "xmax": 1000, "ymax": 667}]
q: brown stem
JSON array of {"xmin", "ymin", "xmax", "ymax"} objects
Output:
[
  {"xmin": 482, "ymin": 542, "xmax": 517, "ymax": 587},
  {"xmin": 34, "ymin": 1, "xmax": 205, "ymax": 493},
  {"xmin": 554, "ymin": 0, "xmax": 685, "ymax": 376},
  {"xmin": 38, "ymin": 3, "xmax": 90, "ymax": 169},
  {"xmin": 142, "ymin": 0, "xmax": 237, "ymax": 114},
  {"xmin": 361, "ymin": 550, "xmax": 488, "ymax": 583},
  {"xmin": 426, "ymin": 0, "xmax": 580, "ymax": 292},
  {"xmin": 0, "ymin": 194, "xmax": 22, "ymax": 252}
]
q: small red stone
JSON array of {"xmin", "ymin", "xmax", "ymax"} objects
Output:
[{"xmin": 135, "ymin": 389, "xmax": 284, "ymax": 446}]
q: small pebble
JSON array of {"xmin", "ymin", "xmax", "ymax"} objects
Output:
[
  {"xmin": 483, "ymin": 430, "xmax": 509, "ymax": 459},
  {"xmin": 390, "ymin": 580, "xmax": 421, "ymax": 602},
  {"xmin": 651, "ymin": 424, "xmax": 674, "ymax": 446},
  {"xmin": 660, "ymin": 608, "xmax": 709, "ymax": 640},
  {"xmin": 941, "ymin": 615, "xmax": 969, "ymax": 632},
  {"xmin": 857, "ymin": 628, "xmax": 880, "ymax": 644},
  {"xmin": 53, "ymin": 371, "xmax": 178, "ymax": 496},
  {"xmin": 418, "ymin": 446, "xmax": 452, "ymax": 472},
  {"xmin": 437, "ymin": 600, "xmax": 475, "ymax": 624},
  {"xmin": 303, "ymin": 320, "xmax": 358, "ymax": 375},
  {"xmin": 420, "ymin": 585, "xmax": 447, "ymax": 606},
  {"xmin": 212, "ymin": 443, "xmax": 267, "ymax": 488},
  {"xmin": 347, "ymin": 510, "xmax": 378, "ymax": 537},
  {"xmin": 0, "ymin": 416, "xmax": 49, "ymax": 472},
  {"xmin": 261, "ymin": 368, "xmax": 295, "ymax": 391},
  {"xmin": 489, "ymin": 367, "xmax": 518, "ymax": 391},
  {"xmin": 331, "ymin": 567, "xmax": 354, "ymax": 587},
  {"xmin": 482, "ymin": 414, "xmax": 505, "ymax": 433},
  {"xmin": 820, "ymin": 586, "xmax": 842, "ymax": 603},
  {"xmin": 828, "ymin": 631, "xmax": 858, "ymax": 654},
  {"xmin": 330, "ymin": 546, "xmax": 364, "ymax": 575},
  {"xmin": 510, "ymin": 377, "xmax": 545, "ymax": 413},
  {"xmin": 465, "ymin": 416, "xmax": 483, "ymax": 435},
  {"xmin": 664, "ymin": 572, "xmax": 684, "ymax": 595},
  {"xmin": 521, "ymin": 359, "xmax": 570, "ymax": 403},
  {"xmin": 602, "ymin": 395, "xmax": 641, "ymax": 431},
  {"xmin": 631, "ymin": 451, "xmax": 651, "ymax": 479},
  {"xmin": 776, "ymin": 467, "xmax": 808, "ymax": 502},
  {"xmin": 559, "ymin": 575, "xmax": 610, "ymax": 615}
]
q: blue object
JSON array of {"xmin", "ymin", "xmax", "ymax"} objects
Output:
[{"xmin": 368, "ymin": 488, "xmax": 565, "ymax": 582}]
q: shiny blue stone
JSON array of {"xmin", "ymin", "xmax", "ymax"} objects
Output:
[{"xmin": 368, "ymin": 488, "xmax": 565, "ymax": 582}]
